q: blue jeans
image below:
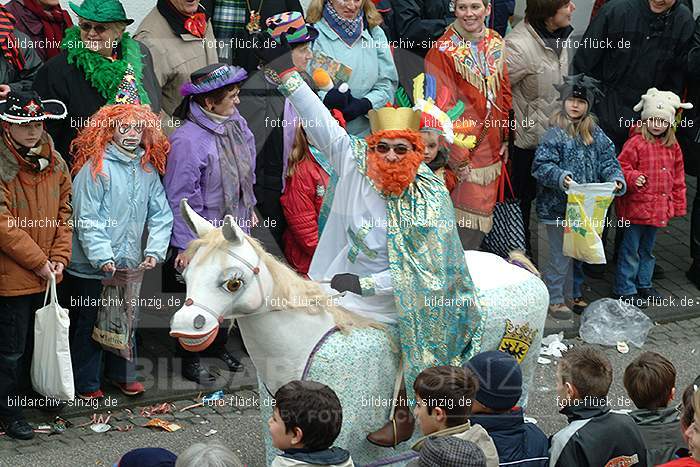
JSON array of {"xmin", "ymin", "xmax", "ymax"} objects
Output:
[
  {"xmin": 59, "ymin": 273, "xmax": 136, "ymax": 393},
  {"xmin": 543, "ymin": 224, "xmax": 584, "ymax": 304},
  {"xmin": 614, "ymin": 225, "xmax": 658, "ymax": 295}
]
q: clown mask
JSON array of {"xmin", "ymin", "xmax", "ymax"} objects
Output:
[{"xmin": 113, "ymin": 121, "xmax": 144, "ymax": 152}]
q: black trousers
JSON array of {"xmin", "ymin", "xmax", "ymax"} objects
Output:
[
  {"xmin": 691, "ymin": 176, "xmax": 700, "ymax": 262},
  {"xmin": 511, "ymin": 146, "xmax": 538, "ymax": 255},
  {"xmin": 0, "ymin": 292, "xmax": 43, "ymax": 420}
]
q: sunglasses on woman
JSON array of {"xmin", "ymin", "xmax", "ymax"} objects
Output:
[
  {"xmin": 372, "ymin": 142, "xmax": 413, "ymax": 155},
  {"xmin": 79, "ymin": 22, "xmax": 109, "ymax": 34}
]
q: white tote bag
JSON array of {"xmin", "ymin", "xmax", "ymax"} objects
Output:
[{"xmin": 31, "ymin": 274, "xmax": 75, "ymax": 401}]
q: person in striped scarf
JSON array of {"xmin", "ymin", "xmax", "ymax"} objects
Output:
[{"xmin": 0, "ymin": 5, "xmax": 42, "ymax": 99}]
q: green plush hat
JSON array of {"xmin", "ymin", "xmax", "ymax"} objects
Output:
[{"xmin": 69, "ymin": 0, "xmax": 134, "ymax": 24}]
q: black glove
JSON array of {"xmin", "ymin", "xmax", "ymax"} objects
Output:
[
  {"xmin": 323, "ymin": 85, "xmax": 350, "ymax": 110},
  {"xmin": 342, "ymin": 97, "xmax": 372, "ymax": 122},
  {"xmin": 252, "ymin": 31, "xmax": 295, "ymax": 75},
  {"xmin": 330, "ymin": 273, "xmax": 362, "ymax": 295}
]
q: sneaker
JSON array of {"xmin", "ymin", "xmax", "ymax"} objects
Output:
[
  {"xmin": 572, "ymin": 297, "xmax": 588, "ymax": 315},
  {"xmin": 616, "ymin": 294, "xmax": 648, "ymax": 309},
  {"xmin": 112, "ymin": 381, "xmax": 145, "ymax": 396},
  {"xmin": 78, "ymin": 389, "xmax": 104, "ymax": 400},
  {"xmin": 548, "ymin": 303, "xmax": 573, "ymax": 320},
  {"xmin": 637, "ymin": 287, "xmax": 663, "ymax": 304}
]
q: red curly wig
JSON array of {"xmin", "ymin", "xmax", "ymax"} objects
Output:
[{"xmin": 70, "ymin": 104, "xmax": 170, "ymax": 179}]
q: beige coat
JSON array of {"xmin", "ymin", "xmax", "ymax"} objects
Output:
[
  {"xmin": 505, "ymin": 20, "xmax": 569, "ymax": 150},
  {"xmin": 134, "ymin": 8, "xmax": 218, "ymax": 128},
  {"xmin": 410, "ymin": 421, "xmax": 499, "ymax": 467}
]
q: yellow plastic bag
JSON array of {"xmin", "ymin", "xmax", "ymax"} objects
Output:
[{"xmin": 562, "ymin": 182, "xmax": 616, "ymax": 264}]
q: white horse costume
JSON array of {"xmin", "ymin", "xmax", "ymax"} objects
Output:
[{"xmin": 170, "ymin": 200, "xmax": 548, "ymax": 466}]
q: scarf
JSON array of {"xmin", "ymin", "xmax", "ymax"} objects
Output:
[
  {"xmin": 22, "ymin": 0, "xmax": 73, "ymax": 59},
  {"xmin": 2, "ymin": 128, "xmax": 53, "ymax": 172},
  {"xmin": 61, "ymin": 26, "xmax": 151, "ymax": 106},
  {"xmin": 322, "ymin": 1, "xmax": 364, "ymax": 47},
  {"xmin": 196, "ymin": 106, "xmax": 256, "ymax": 218},
  {"xmin": 211, "ymin": 0, "xmax": 246, "ymax": 60},
  {"xmin": 157, "ymin": 0, "xmax": 208, "ymax": 38},
  {"xmin": 531, "ymin": 22, "xmax": 573, "ymax": 57},
  {"xmin": 0, "ymin": 6, "xmax": 25, "ymax": 71}
]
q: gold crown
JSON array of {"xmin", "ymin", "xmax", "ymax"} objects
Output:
[
  {"xmin": 368, "ymin": 107, "xmax": 421, "ymax": 134},
  {"xmin": 502, "ymin": 319, "xmax": 538, "ymax": 345}
]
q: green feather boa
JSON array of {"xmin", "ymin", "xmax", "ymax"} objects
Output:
[{"xmin": 61, "ymin": 26, "xmax": 151, "ymax": 106}]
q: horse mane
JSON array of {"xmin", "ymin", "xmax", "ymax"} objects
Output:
[
  {"xmin": 507, "ymin": 250, "xmax": 541, "ymax": 279},
  {"xmin": 186, "ymin": 230, "xmax": 380, "ymax": 333}
]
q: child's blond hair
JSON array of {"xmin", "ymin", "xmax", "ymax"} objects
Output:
[
  {"xmin": 638, "ymin": 120, "xmax": 677, "ymax": 148},
  {"xmin": 286, "ymin": 125, "xmax": 311, "ymax": 178},
  {"xmin": 550, "ymin": 109, "xmax": 598, "ymax": 146}
]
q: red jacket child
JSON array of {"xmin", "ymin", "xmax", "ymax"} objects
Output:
[
  {"xmin": 616, "ymin": 132, "xmax": 687, "ymax": 228},
  {"xmin": 280, "ymin": 153, "xmax": 331, "ymax": 275}
]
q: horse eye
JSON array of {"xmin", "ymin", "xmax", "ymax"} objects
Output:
[{"xmin": 225, "ymin": 278, "xmax": 243, "ymax": 293}]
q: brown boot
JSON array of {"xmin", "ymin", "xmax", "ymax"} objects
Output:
[{"xmin": 366, "ymin": 386, "xmax": 415, "ymax": 447}]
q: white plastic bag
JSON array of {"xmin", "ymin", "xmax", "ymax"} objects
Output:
[
  {"xmin": 31, "ymin": 274, "xmax": 75, "ymax": 401},
  {"xmin": 562, "ymin": 182, "xmax": 616, "ymax": 264},
  {"xmin": 579, "ymin": 298, "xmax": 653, "ymax": 348}
]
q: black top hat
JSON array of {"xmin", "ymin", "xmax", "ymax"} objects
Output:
[
  {"xmin": 554, "ymin": 74, "xmax": 604, "ymax": 106},
  {"xmin": 0, "ymin": 91, "xmax": 67, "ymax": 124}
]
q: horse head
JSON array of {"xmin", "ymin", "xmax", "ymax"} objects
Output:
[{"xmin": 169, "ymin": 199, "xmax": 275, "ymax": 352}]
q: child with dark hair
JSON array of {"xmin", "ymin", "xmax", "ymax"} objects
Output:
[
  {"xmin": 466, "ymin": 351, "xmax": 549, "ymax": 466},
  {"xmin": 410, "ymin": 365, "xmax": 499, "ymax": 467},
  {"xmin": 269, "ymin": 380, "xmax": 354, "ymax": 467},
  {"xmin": 550, "ymin": 346, "xmax": 647, "ymax": 467},
  {"xmin": 624, "ymin": 352, "xmax": 686, "ymax": 465}
]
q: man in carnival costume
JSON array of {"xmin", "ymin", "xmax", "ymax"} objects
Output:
[{"xmin": 254, "ymin": 32, "xmax": 483, "ymax": 448}]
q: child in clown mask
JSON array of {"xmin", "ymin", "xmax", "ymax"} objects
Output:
[{"xmin": 60, "ymin": 103, "xmax": 173, "ymax": 399}]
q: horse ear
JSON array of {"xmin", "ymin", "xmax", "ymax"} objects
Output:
[
  {"xmin": 222, "ymin": 215, "xmax": 245, "ymax": 246},
  {"xmin": 180, "ymin": 198, "xmax": 215, "ymax": 238}
]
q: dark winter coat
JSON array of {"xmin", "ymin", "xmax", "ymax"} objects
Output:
[
  {"xmin": 5, "ymin": 0, "xmax": 72, "ymax": 61},
  {"xmin": 616, "ymin": 133, "xmax": 686, "ymax": 227},
  {"xmin": 0, "ymin": 30, "xmax": 42, "ymax": 93},
  {"xmin": 31, "ymin": 43, "xmax": 162, "ymax": 167},
  {"xmin": 572, "ymin": 0, "xmax": 694, "ymax": 151},
  {"xmin": 390, "ymin": 0, "xmax": 453, "ymax": 56},
  {"xmin": 470, "ymin": 408, "xmax": 549, "ymax": 467},
  {"xmin": 630, "ymin": 406, "xmax": 688, "ymax": 467},
  {"xmin": 679, "ymin": 15, "xmax": 700, "ymax": 176},
  {"xmin": 532, "ymin": 125, "xmax": 626, "ymax": 223},
  {"xmin": 549, "ymin": 402, "xmax": 648, "ymax": 467}
]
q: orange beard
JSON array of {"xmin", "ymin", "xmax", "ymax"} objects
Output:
[{"xmin": 366, "ymin": 149, "xmax": 424, "ymax": 196}]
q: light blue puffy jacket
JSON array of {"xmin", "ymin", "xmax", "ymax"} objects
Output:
[{"xmin": 68, "ymin": 143, "xmax": 173, "ymax": 279}]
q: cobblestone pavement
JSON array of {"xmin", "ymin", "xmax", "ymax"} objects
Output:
[{"xmin": 1, "ymin": 318, "xmax": 698, "ymax": 467}]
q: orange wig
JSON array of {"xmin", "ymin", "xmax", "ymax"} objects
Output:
[{"xmin": 70, "ymin": 104, "xmax": 169, "ymax": 179}]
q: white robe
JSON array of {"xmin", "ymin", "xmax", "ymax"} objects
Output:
[{"xmin": 286, "ymin": 76, "xmax": 397, "ymax": 324}]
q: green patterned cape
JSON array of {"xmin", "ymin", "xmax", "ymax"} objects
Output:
[{"xmin": 353, "ymin": 140, "xmax": 485, "ymax": 393}]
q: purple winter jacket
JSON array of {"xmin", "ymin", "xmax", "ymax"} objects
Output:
[{"xmin": 164, "ymin": 103, "xmax": 256, "ymax": 251}]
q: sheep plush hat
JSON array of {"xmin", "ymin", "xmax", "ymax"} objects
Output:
[{"xmin": 634, "ymin": 87, "xmax": 693, "ymax": 125}]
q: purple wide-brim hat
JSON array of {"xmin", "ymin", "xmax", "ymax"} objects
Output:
[{"xmin": 180, "ymin": 63, "xmax": 248, "ymax": 97}]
